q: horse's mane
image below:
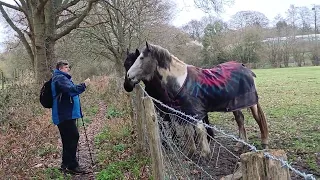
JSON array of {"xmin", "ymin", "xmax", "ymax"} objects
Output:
[{"xmin": 143, "ymin": 43, "xmax": 173, "ymax": 69}]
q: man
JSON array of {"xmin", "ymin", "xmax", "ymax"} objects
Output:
[{"xmin": 51, "ymin": 60, "xmax": 90, "ymax": 174}]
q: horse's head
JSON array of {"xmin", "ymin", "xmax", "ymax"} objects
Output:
[
  {"xmin": 123, "ymin": 48, "xmax": 140, "ymax": 92},
  {"xmin": 127, "ymin": 41, "xmax": 172, "ymax": 83}
]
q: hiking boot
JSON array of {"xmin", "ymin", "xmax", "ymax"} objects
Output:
[
  {"xmin": 65, "ymin": 166, "xmax": 90, "ymax": 175},
  {"xmin": 59, "ymin": 164, "xmax": 67, "ymax": 171}
]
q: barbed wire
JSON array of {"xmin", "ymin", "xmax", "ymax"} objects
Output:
[
  {"xmin": 137, "ymin": 84, "xmax": 317, "ymax": 180},
  {"xmin": 154, "ymin": 104, "xmax": 240, "ymax": 160},
  {"xmin": 155, "ymin": 106, "xmax": 242, "ymax": 179}
]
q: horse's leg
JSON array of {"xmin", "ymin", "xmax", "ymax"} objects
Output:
[
  {"xmin": 203, "ymin": 114, "xmax": 215, "ymax": 142},
  {"xmin": 250, "ymin": 103, "xmax": 269, "ymax": 149},
  {"xmin": 195, "ymin": 121, "xmax": 211, "ymax": 158},
  {"xmin": 184, "ymin": 123, "xmax": 196, "ymax": 157},
  {"xmin": 233, "ymin": 110, "xmax": 248, "ymax": 151}
]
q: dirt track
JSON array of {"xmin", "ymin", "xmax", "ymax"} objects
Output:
[{"xmin": 67, "ymin": 101, "xmax": 107, "ymax": 180}]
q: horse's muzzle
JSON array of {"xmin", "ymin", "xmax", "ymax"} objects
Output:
[
  {"xmin": 123, "ymin": 82, "xmax": 134, "ymax": 92},
  {"xmin": 123, "ymin": 78, "xmax": 139, "ymax": 92}
]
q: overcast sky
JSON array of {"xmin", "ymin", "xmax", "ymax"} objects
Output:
[
  {"xmin": 0, "ymin": 0, "xmax": 319, "ymax": 49},
  {"xmin": 172, "ymin": 0, "xmax": 319, "ymax": 27}
]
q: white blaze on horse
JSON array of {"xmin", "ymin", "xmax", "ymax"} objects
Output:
[{"xmin": 127, "ymin": 42, "xmax": 269, "ymax": 158}]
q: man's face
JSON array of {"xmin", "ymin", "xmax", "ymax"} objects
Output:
[{"xmin": 59, "ymin": 65, "xmax": 71, "ymax": 74}]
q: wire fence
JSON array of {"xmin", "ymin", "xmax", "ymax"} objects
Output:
[
  {"xmin": 0, "ymin": 69, "xmax": 33, "ymax": 90},
  {"xmin": 132, "ymin": 83, "xmax": 316, "ymax": 180}
]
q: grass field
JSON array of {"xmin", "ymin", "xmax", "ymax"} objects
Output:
[{"xmin": 208, "ymin": 66, "xmax": 320, "ymax": 176}]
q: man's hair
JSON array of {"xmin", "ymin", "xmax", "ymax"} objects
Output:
[{"xmin": 56, "ymin": 60, "xmax": 69, "ymax": 69}]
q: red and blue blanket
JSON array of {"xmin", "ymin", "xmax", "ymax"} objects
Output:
[{"xmin": 172, "ymin": 61, "xmax": 258, "ymax": 116}]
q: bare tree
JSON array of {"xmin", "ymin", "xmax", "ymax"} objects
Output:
[
  {"xmin": 229, "ymin": 10, "xmax": 269, "ymax": 29},
  {"xmin": 201, "ymin": 20, "xmax": 230, "ymax": 67},
  {"xmin": 194, "ymin": 0, "xmax": 234, "ymax": 14},
  {"xmin": 147, "ymin": 23, "xmax": 192, "ymax": 59},
  {"xmin": 182, "ymin": 20, "xmax": 204, "ymax": 41},
  {"xmin": 0, "ymin": 0, "xmax": 97, "ymax": 82},
  {"xmin": 75, "ymin": 0, "xmax": 175, "ymax": 77},
  {"xmin": 296, "ymin": 6, "xmax": 313, "ymax": 34},
  {"xmin": 264, "ymin": 39, "xmax": 280, "ymax": 68},
  {"xmin": 262, "ymin": 15, "xmax": 287, "ymax": 68},
  {"xmin": 231, "ymin": 26, "xmax": 263, "ymax": 66}
]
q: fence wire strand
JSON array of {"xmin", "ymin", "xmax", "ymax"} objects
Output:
[{"xmin": 136, "ymin": 84, "xmax": 316, "ymax": 180}]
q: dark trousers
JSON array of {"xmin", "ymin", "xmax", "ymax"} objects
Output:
[{"xmin": 57, "ymin": 119, "xmax": 79, "ymax": 169}]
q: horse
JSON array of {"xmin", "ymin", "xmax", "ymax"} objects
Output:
[
  {"xmin": 123, "ymin": 49, "xmax": 178, "ymax": 143},
  {"xmin": 123, "ymin": 49, "xmax": 215, "ymax": 149},
  {"xmin": 126, "ymin": 42, "xmax": 269, "ymax": 158}
]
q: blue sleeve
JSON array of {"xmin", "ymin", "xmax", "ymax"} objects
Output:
[{"xmin": 55, "ymin": 75, "xmax": 86, "ymax": 97}]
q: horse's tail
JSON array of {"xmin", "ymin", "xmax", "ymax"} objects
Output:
[{"xmin": 257, "ymin": 103, "xmax": 266, "ymax": 122}]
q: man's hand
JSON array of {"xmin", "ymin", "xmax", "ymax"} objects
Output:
[{"xmin": 84, "ymin": 78, "xmax": 91, "ymax": 87}]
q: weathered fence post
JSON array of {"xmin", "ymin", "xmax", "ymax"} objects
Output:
[
  {"xmin": 135, "ymin": 85, "xmax": 146, "ymax": 153},
  {"xmin": 143, "ymin": 96, "xmax": 164, "ymax": 180},
  {"xmin": 240, "ymin": 149, "xmax": 291, "ymax": 180}
]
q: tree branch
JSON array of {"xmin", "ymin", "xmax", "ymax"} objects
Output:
[
  {"xmin": 20, "ymin": 1, "xmax": 34, "ymax": 42},
  {"xmin": 55, "ymin": 0, "xmax": 81, "ymax": 14},
  {"xmin": 77, "ymin": 21, "xmax": 108, "ymax": 28},
  {"xmin": 36, "ymin": 0, "xmax": 50, "ymax": 14},
  {"xmin": 56, "ymin": 15, "xmax": 78, "ymax": 29},
  {"xmin": 0, "ymin": 5, "xmax": 34, "ymax": 63},
  {"xmin": 99, "ymin": 0, "xmax": 125, "ymax": 18},
  {"xmin": 53, "ymin": 0, "xmax": 98, "ymax": 41},
  {"xmin": 62, "ymin": 8, "xmax": 92, "ymax": 26},
  {"xmin": 0, "ymin": 1, "xmax": 22, "ymax": 11}
]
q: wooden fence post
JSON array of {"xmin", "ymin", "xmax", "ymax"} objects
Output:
[
  {"xmin": 240, "ymin": 149, "xmax": 291, "ymax": 180},
  {"xmin": 135, "ymin": 85, "xmax": 145, "ymax": 153},
  {"xmin": 143, "ymin": 96, "xmax": 164, "ymax": 180}
]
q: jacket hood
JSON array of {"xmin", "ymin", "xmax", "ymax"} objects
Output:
[{"xmin": 53, "ymin": 69, "xmax": 71, "ymax": 79}]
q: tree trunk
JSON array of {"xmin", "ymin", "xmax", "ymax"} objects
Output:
[
  {"xmin": 33, "ymin": 10, "xmax": 50, "ymax": 83},
  {"xmin": 283, "ymin": 52, "xmax": 289, "ymax": 67},
  {"xmin": 45, "ymin": 0, "xmax": 56, "ymax": 71},
  {"xmin": 115, "ymin": 60, "xmax": 124, "ymax": 77},
  {"xmin": 46, "ymin": 40, "xmax": 55, "ymax": 71}
]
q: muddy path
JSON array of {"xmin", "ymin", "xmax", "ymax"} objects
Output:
[{"xmin": 66, "ymin": 101, "xmax": 107, "ymax": 180}]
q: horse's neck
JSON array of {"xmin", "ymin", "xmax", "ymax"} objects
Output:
[{"xmin": 158, "ymin": 55, "xmax": 188, "ymax": 96}]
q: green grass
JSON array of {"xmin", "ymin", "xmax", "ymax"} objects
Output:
[
  {"xmin": 42, "ymin": 167, "xmax": 71, "ymax": 180},
  {"xmin": 37, "ymin": 144, "xmax": 59, "ymax": 157},
  {"xmin": 88, "ymin": 106, "xmax": 99, "ymax": 116},
  {"xmin": 209, "ymin": 66, "xmax": 320, "ymax": 174},
  {"xmin": 81, "ymin": 117, "xmax": 92, "ymax": 125},
  {"xmin": 106, "ymin": 106, "xmax": 125, "ymax": 119},
  {"xmin": 94, "ymin": 123, "xmax": 150, "ymax": 179},
  {"xmin": 96, "ymin": 155, "xmax": 150, "ymax": 180}
]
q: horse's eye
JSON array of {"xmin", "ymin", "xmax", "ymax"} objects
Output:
[{"xmin": 140, "ymin": 57, "xmax": 144, "ymax": 60}]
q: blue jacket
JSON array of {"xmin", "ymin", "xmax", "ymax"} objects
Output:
[{"xmin": 51, "ymin": 69, "xmax": 86, "ymax": 125}]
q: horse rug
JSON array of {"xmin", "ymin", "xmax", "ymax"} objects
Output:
[{"xmin": 172, "ymin": 61, "xmax": 258, "ymax": 117}]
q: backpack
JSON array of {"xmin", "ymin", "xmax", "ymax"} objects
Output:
[{"xmin": 40, "ymin": 78, "xmax": 53, "ymax": 108}]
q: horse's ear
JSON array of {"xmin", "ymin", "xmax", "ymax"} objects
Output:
[
  {"xmin": 146, "ymin": 41, "xmax": 149, "ymax": 50},
  {"xmin": 135, "ymin": 49, "xmax": 140, "ymax": 56}
]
